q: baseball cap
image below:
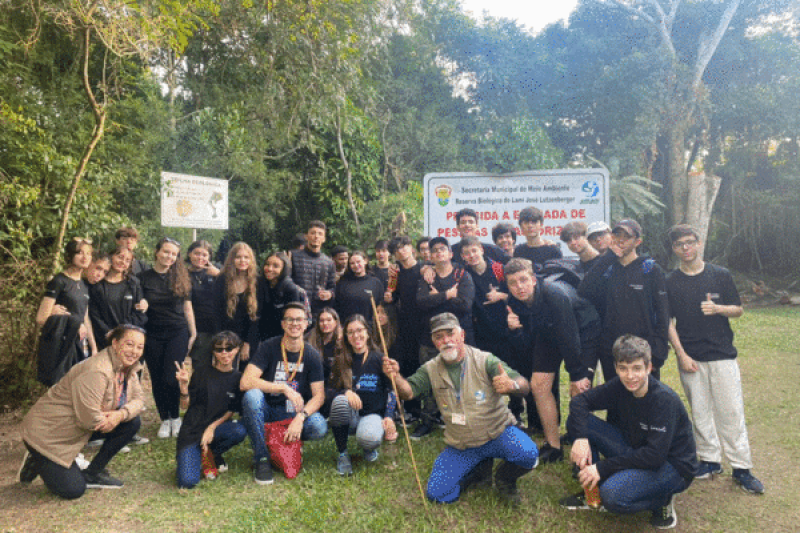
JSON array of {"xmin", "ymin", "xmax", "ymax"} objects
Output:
[
  {"xmin": 586, "ymin": 221, "xmax": 611, "ymax": 237},
  {"xmin": 612, "ymin": 219, "xmax": 642, "ymax": 239},
  {"xmin": 430, "ymin": 312, "xmax": 460, "ymax": 333}
]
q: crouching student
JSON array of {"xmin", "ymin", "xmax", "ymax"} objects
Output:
[
  {"xmin": 175, "ymin": 331, "xmax": 247, "ymax": 488},
  {"xmin": 240, "ymin": 303, "xmax": 328, "ymax": 485},
  {"xmin": 560, "ymin": 335, "xmax": 698, "ymax": 530},
  {"xmin": 328, "ymin": 315, "xmax": 396, "ymax": 475},
  {"xmin": 382, "ymin": 313, "xmax": 538, "ymax": 505}
]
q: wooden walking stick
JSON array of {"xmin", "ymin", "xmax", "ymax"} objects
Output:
[{"xmin": 367, "ymin": 291, "xmax": 428, "ymax": 508}]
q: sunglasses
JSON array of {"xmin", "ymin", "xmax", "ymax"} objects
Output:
[
  {"xmin": 161, "ymin": 237, "xmax": 181, "ymax": 247},
  {"xmin": 213, "ymin": 345, "xmax": 239, "ymax": 353},
  {"xmin": 72, "ymin": 237, "xmax": 93, "ymax": 245}
]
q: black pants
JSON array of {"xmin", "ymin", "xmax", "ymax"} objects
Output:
[
  {"xmin": 25, "ymin": 417, "xmax": 140, "ymax": 499},
  {"xmin": 144, "ymin": 329, "xmax": 189, "ymax": 420}
]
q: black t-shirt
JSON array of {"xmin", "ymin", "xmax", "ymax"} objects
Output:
[
  {"xmin": 89, "ymin": 277, "xmax": 147, "ymax": 349},
  {"xmin": 371, "ymin": 266, "xmax": 389, "ymax": 292},
  {"xmin": 332, "ymin": 351, "xmax": 391, "ymax": 417},
  {"xmin": 190, "ymin": 269, "xmax": 217, "ymax": 334},
  {"xmin": 468, "ymin": 260, "xmax": 509, "ymax": 343},
  {"xmin": 176, "ymin": 365, "xmax": 242, "ymax": 451},
  {"xmin": 452, "ymin": 241, "xmax": 510, "ymax": 266},
  {"xmin": 567, "ymin": 376, "xmax": 698, "ymax": 481},
  {"xmin": 212, "ymin": 276, "xmax": 258, "ymax": 348},
  {"xmin": 140, "ymin": 269, "xmax": 189, "ymax": 334},
  {"xmin": 249, "ymin": 337, "xmax": 324, "ymax": 408},
  {"xmin": 45, "ymin": 273, "xmax": 90, "ymax": 320},
  {"xmin": 514, "ymin": 242, "xmax": 563, "ymax": 268},
  {"xmin": 416, "ymin": 266, "xmax": 475, "ymax": 347},
  {"xmin": 666, "ymin": 264, "xmax": 740, "ymax": 362}
]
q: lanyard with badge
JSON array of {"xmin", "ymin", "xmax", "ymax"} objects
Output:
[
  {"xmin": 281, "ymin": 340, "xmax": 304, "ymax": 413},
  {"xmin": 451, "ymin": 358, "xmax": 467, "ymax": 425}
]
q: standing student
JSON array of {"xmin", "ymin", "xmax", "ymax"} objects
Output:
[
  {"xmin": 291, "ymin": 220, "xmax": 337, "ymax": 317},
  {"xmin": 140, "ymin": 237, "xmax": 197, "ymax": 439},
  {"xmin": 212, "ymin": 242, "xmax": 259, "ymax": 365},
  {"xmin": 36, "ymin": 238, "xmax": 97, "ymax": 385},
  {"xmin": 413, "ymin": 236, "xmax": 475, "ymax": 440},
  {"xmin": 514, "ymin": 206, "xmax": 562, "ymax": 268},
  {"xmin": 186, "ymin": 240, "xmax": 219, "ymax": 374},
  {"xmin": 451, "ymin": 208, "xmax": 509, "ymax": 265},
  {"xmin": 505, "ymin": 258, "xmax": 601, "ymax": 464},
  {"xmin": 175, "ymin": 331, "xmax": 248, "ymax": 488},
  {"xmin": 666, "ymin": 225, "xmax": 764, "ymax": 494},
  {"xmin": 258, "ymin": 251, "xmax": 303, "ymax": 343},
  {"xmin": 560, "ymin": 335, "xmax": 698, "ymax": 530},
  {"xmin": 416, "ymin": 237, "xmax": 431, "ymax": 262},
  {"xmin": 306, "ymin": 307, "xmax": 344, "ymax": 417},
  {"xmin": 559, "ymin": 221, "xmax": 602, "ymax": 274},
  {"xmin": 84, "ymin": 252, "xmax": 111, "ymax": 286},
  {"xmin": 115, "ymin": 227, "xmax": 148, "ymax": 277},
  {"xmin": 334, "ymin": 250, "xmax": 385, "ymax": 325},
  {"xmin": 586, "ymin": 221, "xmax": 612, "ymax": 255},
  {"xmin": 492, "ymin": 222, "xmax": 517, "ymax": 258},
  {"xmin": 89, "ymin": 247, "xmax": 148, "ymax": 351},
  {"xmin": 578, "ymin": 219, "xmax": 670, "ymax": 380},
  {"xmin": 331, "ymin": 245, "xmax": 349, "ymax": 284},
  {"xmin": 371, "ymin": 239, "xmax": 392, "ymax": 291},
  {"xmin": 328, "ymin": 315, "xmax": 395, "ymax": 475}
]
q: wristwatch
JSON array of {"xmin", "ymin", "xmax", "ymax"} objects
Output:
[
  {"xmin": 300, "ymin": 410, "xmax": 309, "ymax": 419},
  {"xmin": 513, "ymin": 380, "xmax": 520, "ymax": 391}
]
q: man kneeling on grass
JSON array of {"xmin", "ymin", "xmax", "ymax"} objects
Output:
[
  {"xmin": 560, "ymin": 335, "xmax": 699, "ymax": 529},
  {"xmin": 382, "ymin": 312, "xmax": 538, "ymax": 505}
]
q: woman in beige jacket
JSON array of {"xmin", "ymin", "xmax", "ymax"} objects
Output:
[{"xmin": 19, "ymin": 324, "xmax": 145, "ymax": 498}]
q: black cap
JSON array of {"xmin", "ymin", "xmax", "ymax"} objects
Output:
[{"xmin": 612, "ymin": 219, "xmax": 642, "ymax": 239}]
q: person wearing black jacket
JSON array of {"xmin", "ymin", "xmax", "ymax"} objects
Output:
[
  {"xmin": 578, "ymin": 219, "xmax": 670, "ymax": 380},
  {"xmin": 186, "ymin": 240, "xmax": 219, "ymax": 374},
  {"xmin": 334, "ymin": 251, "xmax": 385, "ymax": 326},
  {"xmin": 258, "ymin": 252, "xmax": 303, "ymax": 343},
  {"xmin": 327, "ymin": 315, "xmax": 395, "ymax": 475},
  {"xmin": 89, "ymin": 247, "xmax": 148, "ymax": 351},
  {"xmin": 505, "ymin": 258, "xmax": 601, "ymax": 464},
  {"xmin": 560, "ymin": 335, "xmax": 698, "ymax": 530},
  {"xmin": 450, "ymin": 208, "xmax": 509, "ymax": 266}
]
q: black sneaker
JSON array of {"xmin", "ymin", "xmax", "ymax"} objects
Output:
[
  {"xmin": 650, "ymin": 494, "xmax": 677, "ymax": 529},
  {"xmin": 494, "ymin": 461, "xmax": 531, "ymax": 507},
  {"xmin": 695, "ymin": 461, "xmax": 723, "ymax": 479},
  {"xmin": 254, "ymin": 457, "xmax": 274, "ymax": 485},
  {"xmin": 560, "ymin": 491, "xmax": 591, "ymax": 510},
  {"xmin": 538, "ymin": 443, "xmax": 563, "ymax": 464},
  {"xmin": 410, "ymin": 422, "xmax": 433, "ymax": 441},
  {"xmin": 733, "ymin": 469, "xmax": 765, "ymax": 494},
  {"xmin": 84, "ymin": 469, "xmax": 124, "ymax": 489},
  {"xmin": 432, "ymin": 414, "xmax": 447, "ymax": 429},
  {"xmin": 18, "ymin": 451, "xmax": 38, "ymax": 484},
  {"xmin": 459, "ymin": 458, "xmax": 493, "ymax": 494}
]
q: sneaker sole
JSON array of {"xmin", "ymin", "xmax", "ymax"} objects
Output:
[
  {"xmin": 254, "ymin": 477, "xmax": 274, "ymax": 485},
  {"xmin": 734, "ymin": 481, "xmax": 764, "ymax": 495},
  {"xmin": 85, "ymin": 483, "xmax": 123, "ymax": 489}
]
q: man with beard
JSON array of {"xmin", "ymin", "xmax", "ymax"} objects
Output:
[{"xmin": 382, "ymin": 313, "xmax": 538, "ymax": 505}]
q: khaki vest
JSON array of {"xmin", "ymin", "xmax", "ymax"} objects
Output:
[{"xmin": 425, "ymin": 346, "xmax": 515, "ymax": 450}]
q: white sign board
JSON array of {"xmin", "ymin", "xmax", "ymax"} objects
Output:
[
  {"xmin": 161, "ymin": 172, "xmax": 229, "ymax": 230},
  {"xmin": 423, "ymin": 170, "xmax": 609, "ymax": 256}
]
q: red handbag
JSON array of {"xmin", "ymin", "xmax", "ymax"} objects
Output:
[{"xmin": 264, "ymin": 419, "xmax": 303, "ymax": 479}]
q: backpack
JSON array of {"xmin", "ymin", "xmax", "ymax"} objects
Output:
[{"xmin": 539, "ymin": 258, "xmax": 584, "ymax": 289}]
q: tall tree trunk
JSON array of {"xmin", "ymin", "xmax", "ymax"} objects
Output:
[
  {"xmin": 50, "ymin": 27, "xmax": 107, "ymax": 278},
  {"xmin": 336, "ymin": 109, "xmax": 361, "ymax": 238}
]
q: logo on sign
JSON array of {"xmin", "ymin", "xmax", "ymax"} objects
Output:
[
  {"xmin": 435, "ymin": 184, "xmax": 453, "ymax": 207},
  {"xmin": 582, "ymin": 181, "xmax": 600, "ymax": 197}
]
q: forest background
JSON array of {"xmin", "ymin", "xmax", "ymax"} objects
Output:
[{"xmin": 2, "ymin": 0, "xmax": 799, "ymax": 408}]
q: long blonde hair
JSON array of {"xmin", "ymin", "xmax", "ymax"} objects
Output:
[{"xmin": 221, "ymin": 242, "xmax": 258, "ymax": 321}]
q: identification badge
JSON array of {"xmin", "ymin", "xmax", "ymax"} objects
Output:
[{"xmin": 452, "ymin": 413, "xmax": 466, "ymax": 425}]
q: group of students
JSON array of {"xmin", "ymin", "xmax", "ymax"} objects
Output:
[{"xmin": 19, "ymin": 211, "xmax": 763, "ymax": 529}]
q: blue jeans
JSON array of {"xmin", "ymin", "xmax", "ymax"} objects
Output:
[
  {"xmin": 585, "ymin": 414, "xmax": 690, "ymax": 513},
  {"xmin": 241, "ymin": 389, "xmax": 327, "ymax": 463},
  {"xmin": 427, "ymin": 426, "xmax": 539, "ymax": 503},
  {"xmin": 175, "ymin": 420, "xmax": 248, "ymax": 488}
]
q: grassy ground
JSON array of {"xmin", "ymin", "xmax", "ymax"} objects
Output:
[{"xmin": 1, "ymin": 307, "xmax": 798, "ymax": 533}]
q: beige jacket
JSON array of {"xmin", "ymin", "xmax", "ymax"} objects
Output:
[{"xmin": 21, "ymin": 347, "xmax": 144, "ymax": 467}]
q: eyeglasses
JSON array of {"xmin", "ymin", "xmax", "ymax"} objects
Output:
[
  {"xmin": 283, "ymin": 317, "xmax": 307, "ymax": 325},
  {"xmin": 672, "ymin": 239, "xmax": 698, "ymax": 250},
  {"xmin": 213, "ymin": 345, "xmax": 238, "ymax": 353},
  {"xmin": 346, "ymin": 327, "xmax": 367, "ymax": 336}
]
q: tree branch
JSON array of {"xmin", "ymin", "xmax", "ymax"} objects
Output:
[{"xmin": 692, "ymin": 0, "xmax": 742, "ymax": 91}]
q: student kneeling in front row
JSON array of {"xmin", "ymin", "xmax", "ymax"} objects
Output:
[{"xmin": 560, "ymin": 335, "xmax": 698, "ymax": 530}]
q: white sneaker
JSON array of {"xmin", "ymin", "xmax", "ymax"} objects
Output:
[
  {"xmin": 171, "ymin": 417, "xmax": 182, "ymax": 437},
  {"xmin": 158, "ymin": 420, "xmax": 172, "ymax": 439},
  {"xmin": 120, "ymin": 446, "xmax": 131, "ymax": 453},
  {"xmin": 131, "ymin": 434, "xmax": 150, "ymax": 445},
  {"xmin": 75, "ymin": 453, "xmax": 90, "ymax": 470},
  {"xmin": 86, "ymin": 439, "xmax": 104, "ymax": 448}
]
